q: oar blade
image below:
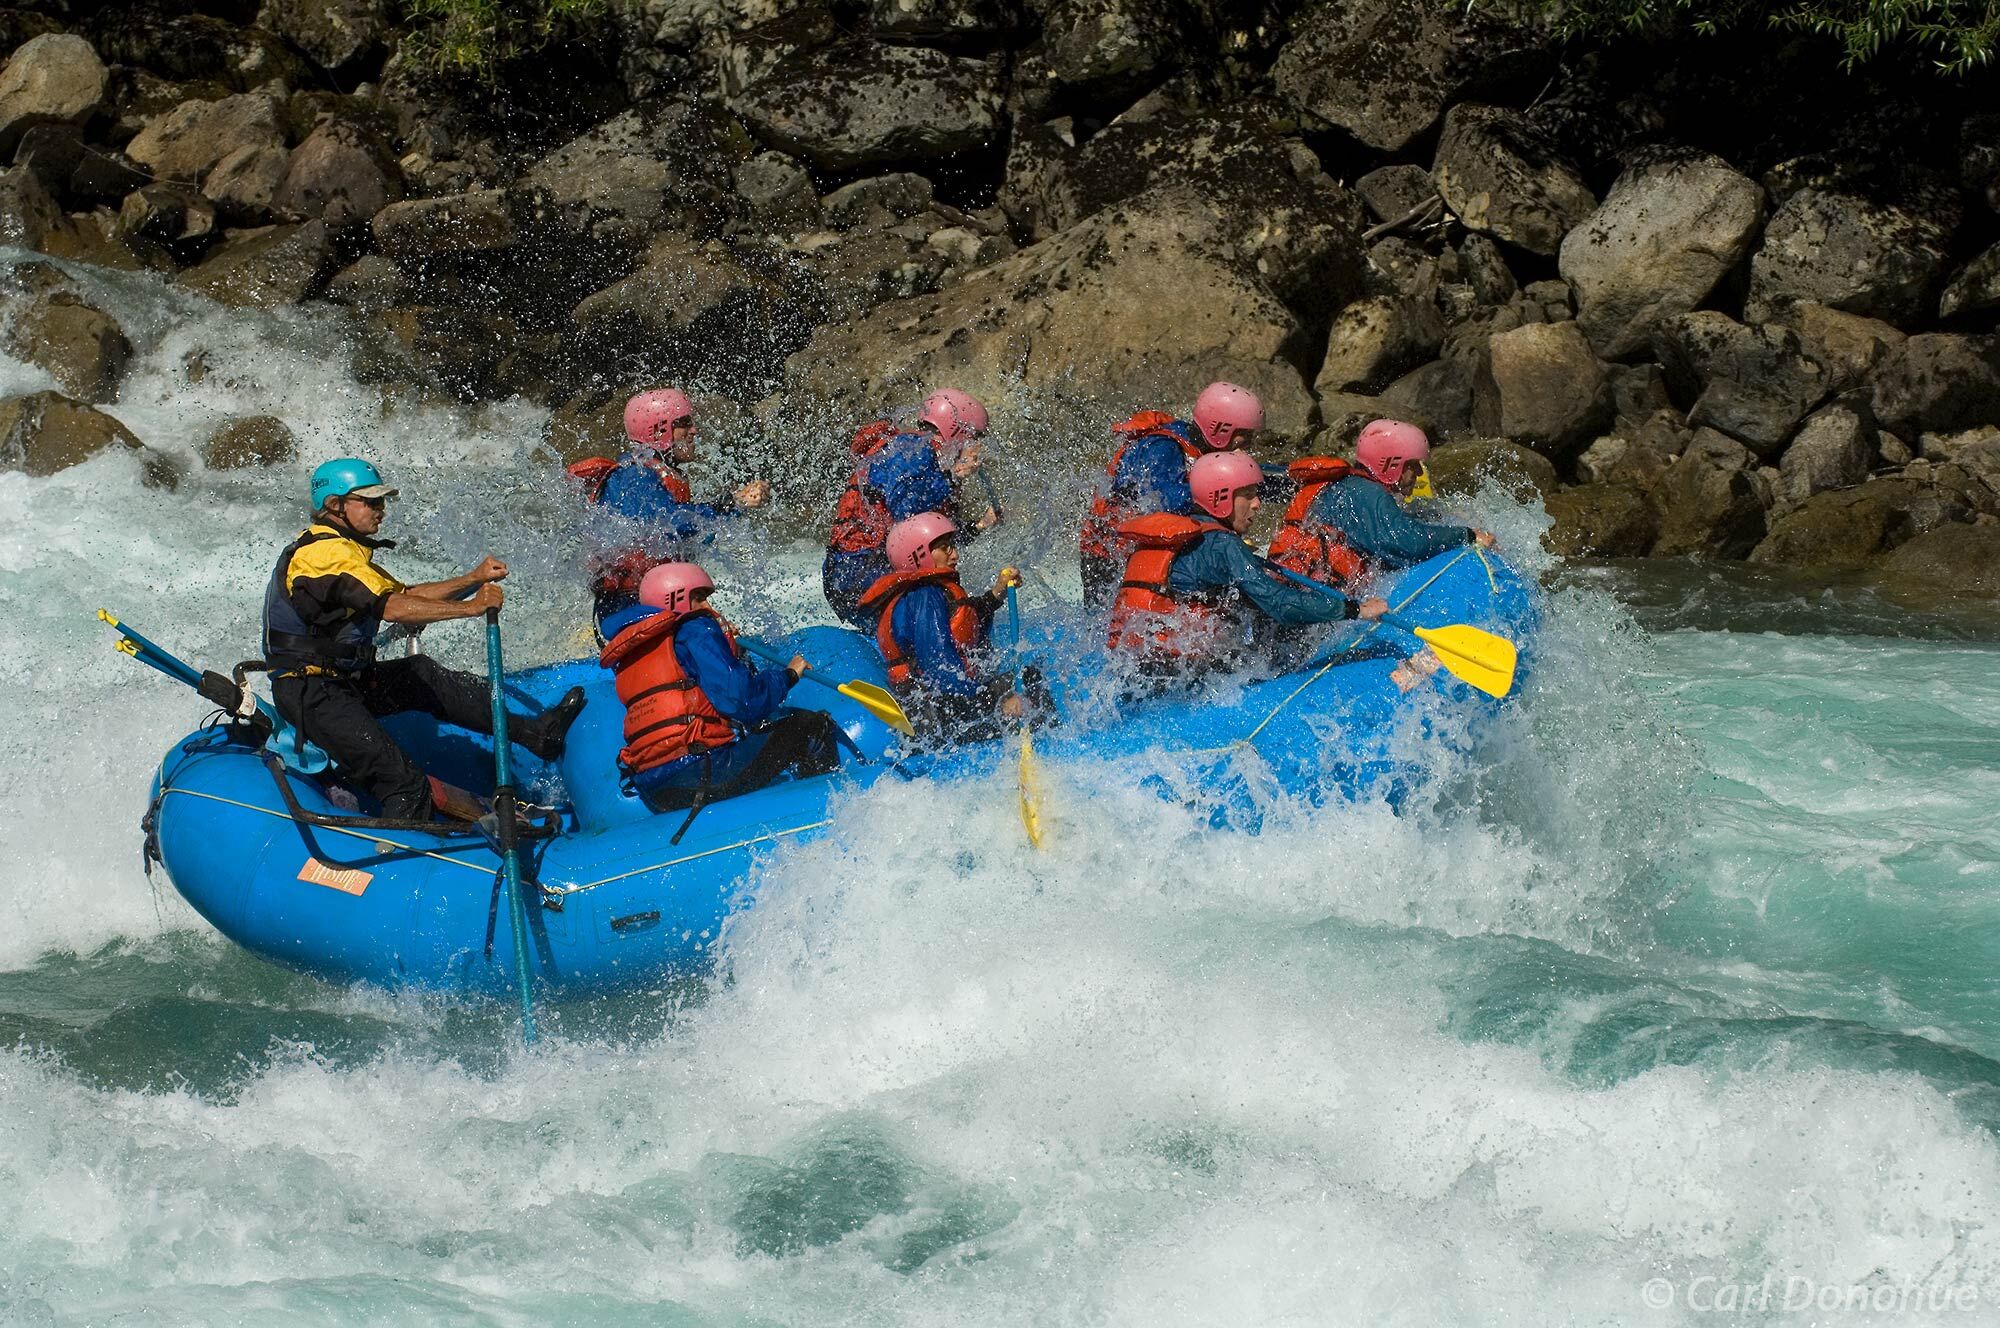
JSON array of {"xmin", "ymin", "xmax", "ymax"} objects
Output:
[
  {"xmin": 838, "ymin": 680, "xmax": 915, "ymax": 735},
  {"xmin": 1017, "ymin": 731, "xmax": 1044, "ymax": 848},
  {"xmin": 1411, "ymin": 623, "xmax": 1517, "ymax": 699}
]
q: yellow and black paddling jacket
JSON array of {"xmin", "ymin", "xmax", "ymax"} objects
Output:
[{"xmin": 262, "ymin": 523, "xmax": 407, "ymax": 677}]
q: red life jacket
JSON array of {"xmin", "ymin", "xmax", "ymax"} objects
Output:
[
  {"xmin": 1105, "ymin": 511, "xmax": 1233, "ymax": 656},
  {"xmin": 1267, "ymin": 457, "xmax": 1370, "ymax": 589},
  {"xmin": 826, "ymin": 420, "xmax": 916, "ymax": 554},
  {"xmin": 858, "ymin": 568, "xmax": 983, "ymax": 689},
  {"xmin": 598, "ymin": 606, "xmax": 739, "ymax": 773},
  {"xmin": 567, "ymin": 454, "xmax": 694, "ymax": 505},
  {"xmin": 1079, "ymin": 411, "xmax": 1202, "ymax": 561},
  {"xmin": 571, "ymin": 454, "xmax": 695, "ymax": 599}
]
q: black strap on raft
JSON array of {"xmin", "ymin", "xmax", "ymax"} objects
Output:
[{"xmin": 669, "ymin": 750, "xmax": 714, "ymax": 847}]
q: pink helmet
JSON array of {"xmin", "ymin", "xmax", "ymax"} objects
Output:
[
  {"xmin": 638, "ymin": 561, "xmax": 713, "ymax": 614},
  {"xmin": 1189, "ymin": 450, "xmax": 1264, "ymax": 519},
  {"xmin": 919, "ymin": 388, "xmax": 988, "ymax": 444},
  {"xmin": 624, "ymin": 388, "xmax": 695, "ymax": 446},
  {"xmin": 886, "ymin": 512, "xmax": 959, "ymax": 571},
  {"xmin": 1192, "ymin": 381, "xmax": 1264, "ymax": 450},
  {"xmin": 1355, "ymin": 419, "xmax": 1430, "ymax": 485}
]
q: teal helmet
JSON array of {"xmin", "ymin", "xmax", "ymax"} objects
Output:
[{"xmin": 310, "ymin": 458, "xmax": 397, "ymax": 510}]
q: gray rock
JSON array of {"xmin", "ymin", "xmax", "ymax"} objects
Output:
[
  {"xmin": 117, "ymin": 182, "xmax": 217, "ymax": 244},
  {"xmin": 0, "ymin": 388, "xmax": 174, "ymax": 486},
  {"xmin": 1931, "ymin": 435, "xmax": 2000, "ymax": 518},
  {"xmin": 1750, "ymin": 477, "xmax": 1962, "ymax": 570},
  {"xmin": 38, "ymin": 207, "xmax": 174, "ymax": 273},
  {"xmin": 734, "ymin": 151, "xmax": 819, "ymax": 226},
  {"xmin": 1652, "ymin": 428, "xmax": 1767, "ymax": 557},
  {"xmin": 87, "ymin": 12, "xmax": 308, "ymax": 94},
  {"xmin": 202, "ymin": 143, "xmax": 291, "ymax": 224},
  {"xmin": 126, "ymin": 93, "xmax": 283, "ymax": 184},
  {"xmin": 1426, "ymin": 435, "xmax": 1558, "ymax": 502},
  {"xmin": 257, "ymin": 0, "xmax": 388, "ymax": 71},
  {"xmin": 321, "ymin": 253, "xmax": 408, "ymax": 314},
  {"xmin": 4, "ymin": 288, "xmax": 130, "ymax": 402},
  {"xmin": 736, "ymin": 42, "xmax": 1003, "ymax": 174},
  {"xmin": 202, "ymin": 413, "xmax": 297, "ymax": 468},
  {"xmin": 570, "ymin": 233, "xmax": 800, "ymax": 381},
  {"xmin": 1457, "ymin": 234, "xmax": 1517, "ymax": 307},
  {"xmin": 1366, "ymin": 236, "xmax": 1439, "ymax": 304},
  {"xmin": 790, "ymin": 224, "xmax": 951, "ymax": 322},
  {"xmin": 1355, "ymin": 164, "xmax": 1436, "ymax": 226},
  {"xmin": 1015, "ymin": 0, "xmax": 1181, "ymax": 112},
  {"xmin": 517, "ymin": 103, "xmax": 736, "ymax": 247},
  {"xmin": 1870, "ymin": 522, "xmax": 2000, "ymax": 602},
  {"xmin": 1939, "ymin": 241, "xmax": 2000, "ymax": 320},
  {"xmin": 174, "ymin": 219, "xmax": 335, "ymax": 308},
  {"xmin": 371, "ymin": 189, "xmax": 516, "ymax": 261},
  {"xmin": 1870, "ymin": 333, "xmax": 2000, "ymax": 438},
  {"xmin": 1472, "ymin": 320, "xmax": 1611, "ymax": 457},
  {"xmin": 823, "ymin": 173, "xmax": 935, "ymax": 230},
  {"xmin": 862, "ymin": 0, "xmax": 1019, "ymax": 40},
  {"xmin": 1545, "ymin": 482, "xmax": 1658, "ymax": 557},
  {"xmin": 271, "ymin": 118, "xmax": 399, "ymax": 229},
  {"xmin": 1433, "ymin": 103, "xmax": 1595, "ymax": 257},
  {"xmin": 1748, "ymin": 187, "xmax": 1953, "ymax": 326},
  {"xmin": 1652, "ymin": 311, "xmax": 1831, "ymax": 459},
  {"xmin": 1559, "ymin": 151, "xmax": 1766, "ymax": 359},
  {"xmin": 1315, "ymin": 295, "xmax": 1444, "ymax": 395},
  {"xmin": 1781, "ymin": 302, "xmax": 1905, "ymax": 393},
  {"xmin": 1776, "ymin": 403, "xmax": 1874, "ymax": 508},
  {"xmin": 1379, "ymin": 356, "xmax": 1475, "ymax": 435},
  {"xmin": 0, "ymin": 34, "xmax": 108, "ymax": 157},
  {"xmin": 0, "ymin": 163, "xmax": 61, "ymax": 250}
]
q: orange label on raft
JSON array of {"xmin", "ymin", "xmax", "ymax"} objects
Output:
[{"xmin": 298, "ymin": 858, "xmax": 372, "ymax": 896}]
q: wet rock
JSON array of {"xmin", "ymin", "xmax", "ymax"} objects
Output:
[
  {"xmin": 1559, "ymin": 150, "xmax": 1766, "ymax": 359},
  {"xmin": 1748, "ymin": 188, "xmax": 1953, "ymax": 326},
  {"xmin": 1315, "ymin": 295, "xmax": 1444, "ymax": 395},
  {"xmin": 1780, "ymin": 302, "xmax": 1904, "ymax": 394},
  {"xmin": 1457, "ymin": 234, "xmax": 1517, "ymax": 307},
  {"xmin": 569, "ymin": 233, "xmax": 798, "ymax": 384},
  {"xmin": 1749, "ymin": 477, "xmax": 1962, "ymax": 570},
  {"xmin": 271, "ymin": 117, "xmax": 399, "ymax": 230},
  {"xmin": 38, "ymin": 207, "xmax": 174, "ymax": 273},
  {"xmin": 785, "ymin": 184, "xmax": 1324, "ymax": 440},
  {"xmin": 1472, "ymin": 320, "xmax": 1611, "ymax": 458},
  {"xmin": 1930, "ymin": 433, "xmax": 2000, "ymax": 518},
  {"xmin": 174, "ymin": 219, "xmax": 335, "ymax": 307},
  {"xmin": 1652, "ymin": 428, "xmax": 1767, "ymax": 557},
  {"xmin": 371, "ymin": 188, "xmax": 516, "ymax": 261},
  {"xmin": 322, "ymin": 252, "xmax": 408, "ymax": 313},
  {"xmin": 375, "ymin": 305, "xmax": 518, "ymax": 401},
  {"xmin": 1379, "ymin": 356, "xmax": 1475, "ymax": 435},
  {"xmin": 1939, "ymin": 241, "xmax": 2000, "ymax": 321},
  {"xmin": 0, "ymin": 33, "xmax": 108, "ymax": 157},
  {"xmin": 0, "ymin": 388, "xmax": 174, "ymax": 486},
  {"xmin": 1869, "ymin": 333, "xmax": 2000, "ymax": 438},
  {"xmin": 125, "ymin": 93, "xmax": 283, "ymax": 184},
  {"xmin": 1365, "ymin": 236, "xmax": 1438, "ymax": 304},
  {"xmin": 86, "ymin": 11, "xmax": 307, "ymax": 93},
  {"xmin": 257, "ymin": 0, "xmax": 388, "ymax": 72},
  {"xmin": 789, "ymin": 224, "xmax": 950, "ymax": 322},
  {"xmin": 736, "ymin": 42, "xmax": 1002, "ymax": 173},
  {"xmin": 4, "ymin": 288, "xmax": 130, "ymax": 402},
  {"xmin": 822, "ymin": 172, "xmax": 934, "ymax": 230},
  {"xmin": 1014, "ymin": 0, "xmax": 1182, "ymax": 114},
  {"xmin": 68, "ymin": 144, "xmax": 148, "ymax": 203},
  {"xmin": 518, "ymin": 103, "xmax": 738, "ymax": 249},
  {"xmin": 1544, "ymin": 482, "xmax": 1658, "ymax": 557},
  {"xmin": 118, "ymin": 181, "xmax": 218, "ymax": 244},
  {"xmin": 12, "ymin": 122, "xmax": 86, "ymax": 194},
  {"xmin": 1425, "ymin": 435, "xmax": 1558, "ymax": 502},
  {"xmin": 734, "ymin": 151, "xmax": 819, "ymax": 227},
  {"xmin": 1775, "ymin": 403, "xmax": 1874, "ymax": 509},
  {"xmin": 1355, "ymin": 164, "xmax": 1436, "ymax": 226},
  {"xmin": 202, "ymin": 413, "xmax": 296, "ymax": 468},
  {"xmin": 0, "ymin": 162, "xmax": 61, "ymax": 249},
  {"xmin": 1433, "ymin": 103, "xmax": 1595, "ymax": 257},
  {"xmin": 1652, "ymin": 312, "xmax": 1831, "ymax": 459},
  {"xmin": 201, "ymin": 142, "xmax": 290, "ymax": 224},
  {"xmin": 861, "ymin": 0, "xmax": 1019, "ymax": 41},
  {"xmin": 1870, "ymin": 522, "xmax": 2000, "ymax": 600}
]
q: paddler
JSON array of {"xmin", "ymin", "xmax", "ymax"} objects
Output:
[
  {"xmin": 1107, "ymin": 450, "xmax": 1387, "ymax": 681},
  {"xmin": 1267, "ymin": 419, "xmax": 1497, "ymax": 588},
  {"xmin": 599, "ymin": 561, "xmax": 843, "ymax": 814},
  {"xmin": 265, "ymin": 459, "xmax": 586, "ymax": 822},
  {"xmin": 569, "ymin": 388, "xmax": 772, "ymax": 641},
  {"xmin": 860, "ymin": 513, "xmax": 1035, "ymax": 744},
  {"xmin": 1078, "ymin": 381, "xmax": 1267, "ymax": 610},
  {"xmin": 821, "ymin": 388, "xmax": 1000, "ymax": 628}
]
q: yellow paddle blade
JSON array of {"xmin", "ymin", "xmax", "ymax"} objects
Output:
[
  {"xmin": 1408, "ymin": 623, "xmax": 1517, "ymax": 699},
  {"xmin": 837, "ymin": 679, "xmax": 915, "ymax": 735},
  {"xmin": 1017, "ymin": 729, "xmax": 1044, "ymax": 849},
  {"xmin": 1407, "ymin": 471, "xmax": 1435, "ymax": 500}
]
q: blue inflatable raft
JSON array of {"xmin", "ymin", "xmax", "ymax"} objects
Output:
[{"xmin": 148, "ymin": 546, "xmax": 1532, "ymax": 997}]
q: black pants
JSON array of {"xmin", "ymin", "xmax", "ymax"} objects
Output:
[
  {"xmin": 274, "ymin": 656, "xmax": 554, "ymax": 821},
  {"xmin": 904, "ymin": 666, "xmax": 1053, "ymax": 748},
  {"xmin": 636, "ymin": 710, "xmax": 846, "ymax": 813}
]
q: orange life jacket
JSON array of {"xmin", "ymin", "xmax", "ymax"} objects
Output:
[
  {"xmin": 858, "ymin": 568, "xmax": 983, "ymax": 689},
  {"xmin": 1079, "ymin": 411, "xmax": 1203, "ymax": 561},
  {"xmin": 1266, "ymin": 457, "xmax": 1370, "ymax": 589},
  {"xmin": 598, "ymin": 606, "xmax": 739, "ymax": 773},
  {"xmin": 826, "ymin": 420, "xmax": 917, "ymax": 554},
  {"xmin": 1105, "ymin": 512, "xmax": 1233, "ymax": 655},
  {"xmin": 571, "ymin": 454, "xmax": 695, "ymax": 599},
  {"xmin": 568, "ymin": 454, "xmax": 693, "ymax": 505}
]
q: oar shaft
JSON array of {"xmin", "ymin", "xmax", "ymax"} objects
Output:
[
  {"xmin": 737, "ymin": 639, "xmax": 834, "ymax": 697},
  {"xmin": 483, "ymin": 609, "xmax": 537, "ymax": 1047},
  {"xmin": 100, "ymin": 610, "xmax": 202, "ymax": 685}
]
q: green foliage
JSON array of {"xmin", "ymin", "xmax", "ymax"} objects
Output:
[
  {"xmin": 1465, "ymin": 0, "xmax": 2000, "ymax": 73},
  {"xmin": 399, "ymin": 0, "xmax": 612, "ymax": 80}
]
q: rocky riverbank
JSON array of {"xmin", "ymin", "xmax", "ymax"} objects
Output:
[{"xmin": 0, "ymin": 0, "xmax": 1997, "ymax": 595}]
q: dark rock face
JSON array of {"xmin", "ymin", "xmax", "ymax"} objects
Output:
[
  {"xmin": 1545, "ymin": 482, "xmax": 1658, "ymax": 557},
  {"xmin": 1870, "ymin": 334, "xmax": 2000, "ymax": 439},
  {"xmin": 1750, "ymin": 478, "xmax": 1964, "ymax": 570},
  {"xmin": 1870, "ymin": 522, "xmax": 2000, "ymax": 600},
  {"xmin": 257, "ymin": 0, "xmax": 389, "ymax": 72},
  {"xmin": 1748, "ymin": 188, "xmax": 1954, "ymax": 326},
  {"xmin": 516, "ymin": 103, "xmax": 738, "ymax": 248},
  {"xmin": 1652, "ymin": 312, "xmax": 1832, "ymax": 459},
  {"xmin": 1014, "ymin": 0, "xmax": 1183, "ymax": 115},
  {"xmin": 1434, "ymin": 103, "xmax": 1595, "ymax": 257},
  {"xmin": 1652, "ymin": 429, "xmax": 1768, "ymax": 557},
  {"xmin": 735, "ymin": 43, "xmax": 1003, "ymax": 174},
  {"xmin": 861, "ymin": 0, "xmax": 1020, "ymax": 42},
  {"xmin": 174, "ymin": 220, "xmax": 336, "ymax": 307}
]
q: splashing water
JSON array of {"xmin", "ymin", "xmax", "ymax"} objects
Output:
[{"xmin": 3, "ymin": 260, "xmax": 2000, "ymax": 1325}]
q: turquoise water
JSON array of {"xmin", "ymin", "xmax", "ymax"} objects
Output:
[{"xmin": 3, "ymin": 265, "xmax": 2000, "ymax": 1324}]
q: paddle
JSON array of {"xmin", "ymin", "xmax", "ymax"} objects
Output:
[
  {"xmin": 482, "ymin": 608, "xmax": 538, "ymax": 1047},
  {"xmin": 737, "ymin": 640, "xmax": 915, "ymax": 736},
  {"xmin": 1005, "ymin": 581, "xmax": 1044, "ymax": 849},
  {"xmin": 973, "ymin": 467, "xmax": 1006, "ymax": 526},
  {"xmin": 1257, "ymin": 561, "xmax": 1519, "ymax": 700}
]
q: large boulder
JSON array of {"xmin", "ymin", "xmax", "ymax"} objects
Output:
[
  {"xmin": 174, "ymin": 220, "xmax": 335, "ymax": 308},
  {"xmin": 517, "ymin": 103, "xmax": 739, "ymax": 248},
  {"xmin": 735, "ymin": 42, "xmax": 1003, "ymax": 174},
  {"xmin": 271, "ymin": 118, "xmax": 400, "ymax": 229},
  {"xmin": 0, "ymin": 163, "xmax": 61, "ymax": 250},
  {"xmin": 861, "ymin": 0, "xmax": 1019, "ymax": 40},
  {"xmin": 1433, "ymin": 103, "xmax": 1595, "ymax": 257},
  {"xmin": 1774, "ymin": 402, "xmax": 1875, "ymax": 509},
  {"xmin": 371, "ymin": 189, "xmax": 517, "ymax": 261},
  {"xmin": 1748, "ymin": 187, "xmax": 1954, "ymax": 326},
  {"xmin": 1652, "ymin": 312, "xmax": 1832, "ymax": 458},
  {"xmin": 202, "ymin": 143, "xmax": 291, "ymax": 224},
  {"xmin": 257, "ymin": 0, "xmax": 389, "ymax": 71},
  {"xmin": 0, "ymin": 389, "xmax": 174, "ymax": 485},
  {"xmin": 784, "ymin": 184, "xmax": 1324, "ymax": 440},
  {"xmin": 1750, "ymin": 478, "xmax": 1964, "ymax": 570},
  {"xmin": 1869, "ymin": 522, "xmax": 2000, "ymax": 600},
  {"xmin": 1651, "ymin": 429, "xmax": 1768, "ymax": 557},
  {"xmin": 1558, "ymin": 151, "xmax": 1766, "ymax": 359},
  {"xmin": 1315, "ymin": 295, "xmax": 1444, "ymax": 395},
  {"xmin": 569, "ymin": 234, "xmax": 802, "ymax": 387},
  {"xmin": 4, "ymin": 288, "xmax": 131, "ymax": 402},
  {"xmin": 374, "ymin": 305, "xmax": 518, "ymax": 401},
  {"xmin": 202, "ymin": 414, "xmax": 297, "ymax": 468},
  {"xmin": 1471, "ymin": 320, "xmax": 1611, "ymax": 458},
  {"xmin": 1425, "ymin": 435, "xmax": 1558, "ymax": 502},
  {"xmin": 1869, "ymin": 333, "xmax": 2000, "ymax": 438},
  {"xmin": 1012, "ymin": 0, "xmax": 1182, "ymax": 114},
  {"xmin": 125, "ymin": 93, "xmax": 283, "ymax": 184},
  {"xmin": 118, "ymin": 182, "xmax": 218, "ymax": 245},
  {"xmin": 734, "ymin": 151, "xmax": 819, "ymax": 227},
  {"xmin": 1780, "ymin": 302, "xmax": 1904, "ymax": 394},
  {"xmin": 1930, "ymin": 433, "xmax": 2000, "ymax": 518},
  {"xmin": 1544, "ymin": 482, "xmax": 1658, "ymax": 557},
  {"xmin": 85, "ymin": 12, "xmax": 308, "ymax": 93},
  {"xmin": 1939, "ymin": 241, "xmax": 2000, "ymax": 321},
  {"xmin": 0, "ymin": 34, "xmax": 108, "ymax": 157}
]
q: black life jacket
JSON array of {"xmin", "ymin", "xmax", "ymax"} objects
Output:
[{"xmin": 262, "ymin": 527, "xmax": 388, "ymax": 677}]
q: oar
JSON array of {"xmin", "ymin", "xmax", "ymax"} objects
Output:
[
  {"xmin": 482, "ymin": 608, "xmax": 538, "ymax": 1047},
  {"xmin": 1005, "ymin": 581, "xmax": 1044, "ymax": 849},
  {"xmin": 738, "ymin": 640, "xmax": 914, "ymax": 736},
  {"xmin": 99, "ymin": 609, "xmax": 201, "ymax": 685},
  {"xmin": 1258, "ymin": 561, "xmax": 1518, "ymax": 700},
  {"xmin": 973, "ymin": 467, "xmax": 1005, "ymax": 526}
]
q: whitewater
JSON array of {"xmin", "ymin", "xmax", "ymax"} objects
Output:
[{"xmin": 2, "ymin": 259, "xmax": 1999, "ymax": 1326}]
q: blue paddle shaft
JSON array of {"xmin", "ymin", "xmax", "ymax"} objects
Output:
[
  {"xmin": 483, "ymin": 608, "xmax": 537, "ymax": 1047},
  {"xmin": 1005, "ymin": 584, "xmax": 1025, "ymax": 698}
]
